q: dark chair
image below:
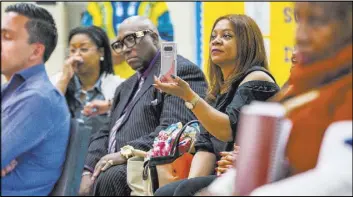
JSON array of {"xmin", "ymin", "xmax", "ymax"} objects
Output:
[{"xmin": 50, "ymin": 118, "xmax": 92, "ymax": 196}]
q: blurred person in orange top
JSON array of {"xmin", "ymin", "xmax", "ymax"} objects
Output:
[{"xmin": 274, "ymin": 2, "xmax": 352, "ymax": 175}]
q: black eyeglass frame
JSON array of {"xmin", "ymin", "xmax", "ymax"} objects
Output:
[{"xmin": 111, "ymin": 29, "xmax": 153, "ymax": 54}]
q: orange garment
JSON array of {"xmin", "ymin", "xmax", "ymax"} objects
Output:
[{"xmin": 273, "ymin": 45, "xmax": 352, "ymax": 174}]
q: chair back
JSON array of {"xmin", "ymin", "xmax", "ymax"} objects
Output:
[{"xmin": 50, "ymin": 118, "xmax": 92, "ymax": 196}]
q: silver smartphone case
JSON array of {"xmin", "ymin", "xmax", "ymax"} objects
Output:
[{"xmin": 160, "ymin": 42, "xmax": 177, "ymax": 82}]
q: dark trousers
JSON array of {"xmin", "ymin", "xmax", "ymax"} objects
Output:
[
  {"xmin": 93, "ymin": 164, "xmax": 131, "ymax": 196},
  {"xmin": 154, "ymin": 175, "xmax": 217, "ymax": 196}
]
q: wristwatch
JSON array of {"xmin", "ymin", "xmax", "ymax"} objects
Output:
[{"xmin": 185, "ymin": 94, "xmax": 200, "ymax": 110}]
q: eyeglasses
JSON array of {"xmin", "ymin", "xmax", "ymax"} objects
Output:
[{"xmin": 111, "ymin": 30, "xmax": 152, "ymax": 54}]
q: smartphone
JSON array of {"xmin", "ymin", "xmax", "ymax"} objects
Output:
[{"xmin": 160, "ymin": 42, "xmax": 177, "ymax": 83}]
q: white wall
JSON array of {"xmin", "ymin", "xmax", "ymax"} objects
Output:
[
  {"xmin": 166, "ymin": 2, "xmax": 196, "ymax": 63},
  {"xmin": 42, "ymin": 2, "xmax": 67, "ymax": 76}
]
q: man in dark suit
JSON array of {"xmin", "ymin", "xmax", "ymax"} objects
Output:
[{"xmin": 79, "ymin": 16, "xmax": 207, "ymax": 196}]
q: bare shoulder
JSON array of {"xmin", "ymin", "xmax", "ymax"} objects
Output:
[{"xmin": 239, "ymin": 71, "xmax": 275, "ymax": 86}]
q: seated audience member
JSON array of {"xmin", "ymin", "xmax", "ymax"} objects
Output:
[
  {"xmin": 82, "ymin": 41, "xmax": 138, "ymax": 118},
  {"xmin": 198, "ymin": 2, "xmax": 353, "ymax": 195},
  {"xmin": 50, "ymin": 26, "xmax": 124, "ymax": 135},
  {"xmin": 1, "ymin": 3, "xmax": 70, "ymax": 195},
  {"xmin": 78, "ymin": 16, "xmax": 208, "ymax": 196},
  {"xmin": 153, "ymin": 14, "xmax": 280, "ymax": 196}
]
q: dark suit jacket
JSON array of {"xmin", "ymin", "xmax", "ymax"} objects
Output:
[{"xmin": 85, "ymin": 55, "xmax": 208, "ymax": 170}]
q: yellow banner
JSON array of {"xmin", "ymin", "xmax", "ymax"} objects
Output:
[{"xmin": 269, "ymin": 2, "xmax": 296, "ymax": 86}]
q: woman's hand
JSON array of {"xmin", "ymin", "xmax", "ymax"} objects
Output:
[
  {"xmin": 216, "ymin": 145, "xmax": 240, "ymax": 176},
  {"xmin": 153, "ymin": 75, "xmax": 196, "ymax": 102},
  {"xmin": 54, "ymin": 56, "xmax": 83, "ymax": 95},
  {"xmin": 82, "ymin": 100, "xmax": 111, "ymax": 117},
  {"xmin": 61, "ymin": 56, "xmax": 83, "ymax": 81},
  {"xmin": 216, "ymin": 151, "xmax": 233, "ymax": 176}
]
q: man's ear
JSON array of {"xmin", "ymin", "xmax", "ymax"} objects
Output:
[{"xmin": 29, "ymin": 43, "xmax": 45, "ymax": 62}]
